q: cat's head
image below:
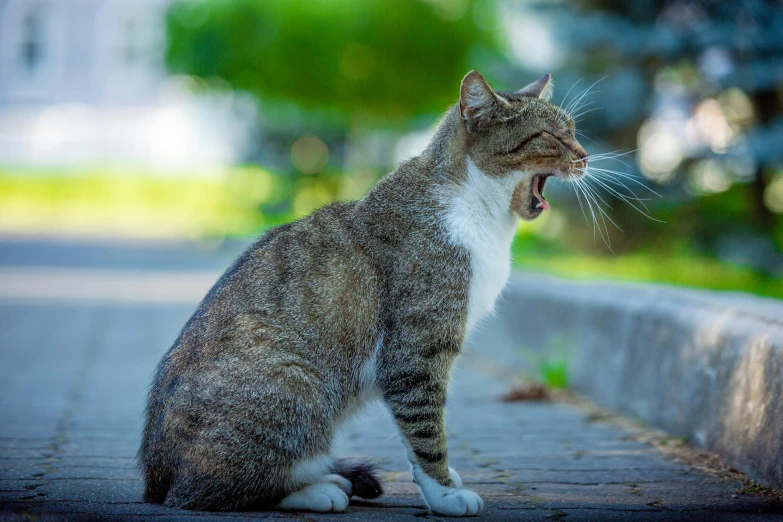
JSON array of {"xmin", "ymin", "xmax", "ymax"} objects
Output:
[{"xmin": 458, "ymin": 70, "xmax": 588, "ymax": 221}]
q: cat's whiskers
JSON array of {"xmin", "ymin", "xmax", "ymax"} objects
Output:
[
  {"xmin": 575, "ymin": 165, "xmax": 664, "ymax": 224},
  {"xmin": 586, "ymin": 164, "xmax": 661, "ymax": 198},
  {"xmin": 560, "ymin": 77, "xmax": 606, "ymax": 126},
  {"xmin": 580, "ymin": 171, "xmax": 655, "ymax": 215},
  {"xmin": 569, "ymin": 101, "xmax": 596, "ymax": 120},
  {"xmin": 572, "ymin": 107, "xmax": 602, "ymax": 123},
  {"xmin": 580, "ymin": 180, "xmax": 621, "ymax": 249},
  {"xmin": 570, "ymin": 174, "xmax": 602, "ymax": 243},
  {"xmin": 557, "ymin": 79, "xmax": 582, "ymax": 113},
  {"xmin": 572, "ymin": 174, "xmax": 614, "ymax": 249},
  {"xmin": 568, "ymin": 175, "xmax": 591, "ymax": 227},
  {"xmin": 561, "ymin": 146, "xmax": 665, "ymax": 250},
  {"xmin": 587, "ymin": 173, "xmax": 653, "ymax": 203},
  {"xmin": 574, "ymin": 130, "xmax": 597, "ymax": 144},
  {"xmin": 554, "ymin": 78, "xmax": 583, "ymax": 128},
  {"xmin": 582, "ymin": 149, "xmax": 640, "ymax": 169}
]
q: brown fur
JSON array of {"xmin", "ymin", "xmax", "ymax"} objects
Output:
[{"xmin": 139, "ymin": 70, "xmax": 587, "ymax": 512}]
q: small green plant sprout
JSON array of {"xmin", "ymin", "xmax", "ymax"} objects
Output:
[
  {"xmin": 517, "ymin": 335, "xmax": 572, "ymax": 390},
  {"xmin": 539, "ymin": 356, "xmax": 569, "ymax": 390},
  {"xmin": 539, "ymin": 335, "xmax": 571, "ymax": 390}
]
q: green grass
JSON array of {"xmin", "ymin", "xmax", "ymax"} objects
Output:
[
  {"xmin": 0, "ymin": 166, "xmax": 290, "ymax": 239},
  {"xmin": 512, "ymin": 237, "xmax": 783, "ymax": 300},
  {"xmin": 0, "ymin": 166, "xmax": 378, "ymax": 240}
]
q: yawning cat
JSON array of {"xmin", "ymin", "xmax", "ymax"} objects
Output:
[{"xmin": 139, "ymin": 70, "xmax": 587, "ymax": 516}]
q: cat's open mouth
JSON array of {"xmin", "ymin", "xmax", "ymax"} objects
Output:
[{"xmin": 531, "ymin": 174, "xmax": 551, "ymax": 213}]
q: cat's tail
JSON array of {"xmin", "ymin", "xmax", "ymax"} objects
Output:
[{"xmin": 333, "ymin": 458, "xmax": 383, "ymax": 499}]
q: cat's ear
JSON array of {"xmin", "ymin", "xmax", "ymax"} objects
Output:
[
  {"xmin": 460, "ymin": 70, "xmax": 507, "ymax": 127},
  {"xmin": 517, "ymin": 74, "xmax": 554, "ymax": 101}
]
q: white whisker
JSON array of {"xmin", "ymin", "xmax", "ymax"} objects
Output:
[
  {"xmin": 580, "ymin": 178, "xmax": 624, "ymax": 230},
  {"xmin": 558, "ymin": 79, "xmax": 583, "ymax": 113},
  {"xmin": 573, "ymin": 175, "xmax": 610, "ymax": 247},
  {"xmin": 575, "ymin": 130, "xmax": 597, "ymax": 145},
  {"xmin": 579, "ymin": 168, "xmax": 665, "ymax": 223},
  {"xmin": 564, "ymin": 76, "xmax": 606, "ymax": 117},
  {"xmin": 570, "ymin": 177, "xmax": 591, "ymax": 226},
  {"xmin": 584, "ymin": 149, "xmax": 640, "ymax": 169},
  {"xmin": 572, "ymin": 107, "xmax": 601, "ymax": 122},
  {"xmin": 587, "ymin": 174, "xmax": 653, "ymax": 202},
  {"xmin": 588, "ymin": 167, "xmax": 661, "ymax": 197}
]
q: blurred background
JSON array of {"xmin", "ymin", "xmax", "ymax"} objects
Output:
[{"xmin": 1, "ymin": 0, "xmax": 782, "ymax": 298}]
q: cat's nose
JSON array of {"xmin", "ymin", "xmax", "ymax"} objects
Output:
[{"xmin": 573, "ymin": 145, "xmax": 588, "ymax": 171}]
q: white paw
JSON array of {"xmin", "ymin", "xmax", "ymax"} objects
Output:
[
  {"xmin": 321, "ymin": 473, "xmax": 353, "ymax": 496},
  {"xmin": 429, "ymin": 488, "xmax": 484, "ymax": 517},
  {"xmin": 448, "ymin": 467, "xmax": 463, "ymax": 489},
  {"xmin": 277, "ymin": 482, "xmax": 349, "ymax": 513},
  {"xmin": 413, "ymin": 467, "xmax": 482, "ymax": 517}
]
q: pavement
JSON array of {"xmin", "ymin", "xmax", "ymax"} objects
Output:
[{"xmin": 1, "ymin": 237, "xmax": 782, "ymax": 521}]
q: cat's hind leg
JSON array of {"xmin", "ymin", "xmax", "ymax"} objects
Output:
[
  {"xmin": 276, "ymin": 481, "xmax": 350, "ymax": 512},
  {"xmin": 277, "ymin": 457, "xmax": 349, "ymax": 512},
  {"xmin": 276, "ymin": 457, "xmax": 384, "ymax": 512}
]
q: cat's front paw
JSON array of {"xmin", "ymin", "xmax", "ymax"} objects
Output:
[{"xmin": 428, "ymin": 488, "xmax": 484, "ymax": 517}]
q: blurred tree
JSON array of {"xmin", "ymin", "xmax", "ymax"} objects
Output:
[
  {"xmin": 527, "ymin": 0, "xmax": 783, "ymax": 265},
  {"xmin": 165, "ymin": 0, "xmax": 498, "ymax": 125}
]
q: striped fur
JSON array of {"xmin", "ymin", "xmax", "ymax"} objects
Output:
[{"xmin": 139, "ymin": 70, "xmax": 587, "ymax": 516}]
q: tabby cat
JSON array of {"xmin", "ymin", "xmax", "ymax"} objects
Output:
[{"xmin": 139, "ymin": 70, "xmax": 587, "ymax": 516}]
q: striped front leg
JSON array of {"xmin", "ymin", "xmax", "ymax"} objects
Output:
[{"xmin": 378, "ymin": 350, "xmax": 484, "ymax": 516}]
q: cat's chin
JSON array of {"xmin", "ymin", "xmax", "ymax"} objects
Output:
[
  {"xmin": 515, "ymin": 208, "xmax": 545, "ymax": 221},
  {"xmin": 514, "ymin": 206, "xmax": 545, "ymax": 221}
]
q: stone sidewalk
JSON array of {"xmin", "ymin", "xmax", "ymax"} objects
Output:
[{"xmin": 0, "ymin": 240, "xmax": 782, "ymax": 521}]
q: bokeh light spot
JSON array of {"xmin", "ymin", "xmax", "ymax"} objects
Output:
[
  {"xmin": 688, "ymin": 160, "xmax": 731, "ymax": 195},
  {"xmin": 691, "ymin": 99, "xmax": 734, "ymax": 153},
  {"xmin": 638, "ymin": 122, "xmax": 684, "ymax": 183},
  {"xmin": 291, "ymin": 136, "xmax": 329, "ymax": 175},
  {"xmin": 764, "ymin": 174, "xmax": 783, "ymax": 213},
  {"xmin": 718, "ymin": 88, "xmax": 755, "ymax": 127},
  {"xmin": 293, "ymin": 183, "xmax": 332, "ymax": 217}
]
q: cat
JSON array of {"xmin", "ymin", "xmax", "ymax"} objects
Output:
[{"xmin": 139, "ymin": 70, "xmax": 587, "ymax": 516}]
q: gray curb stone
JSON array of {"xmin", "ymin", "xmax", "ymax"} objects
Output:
[{"xmin": 478, "ymin": 273, "xmax": 783, "ymax": 489}]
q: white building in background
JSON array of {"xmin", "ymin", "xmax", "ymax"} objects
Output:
[{"xmin": 0, "ymin": 0, "xmax": 256, "ymax": 170}]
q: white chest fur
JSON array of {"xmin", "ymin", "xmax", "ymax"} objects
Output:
[{"xmin": 442, "ymin": 158, "xmax": 522, "ymax": 336}]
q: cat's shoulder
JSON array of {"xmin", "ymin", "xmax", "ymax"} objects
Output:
[{"xmin": 251, "ymin": 200, "xmax": 359, "ymax": 248}]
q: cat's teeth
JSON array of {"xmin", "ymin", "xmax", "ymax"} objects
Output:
[{"xmin": 535, "ymin": 199, "xmax": 550, "ymax": 211}]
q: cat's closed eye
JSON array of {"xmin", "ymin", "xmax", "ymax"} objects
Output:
[{"xmin": 502, "ymin": 131, "xmax": 544, "ymax": 155}]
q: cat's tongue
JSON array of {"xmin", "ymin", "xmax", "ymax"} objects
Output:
[{"xmin": 533, "ymin": 176, "xmax": 550, "ymax": 211}]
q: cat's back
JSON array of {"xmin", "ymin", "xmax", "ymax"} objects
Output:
[{"xmin": 166, "ymin": 200, "xmax": 382, "ymax": 372}]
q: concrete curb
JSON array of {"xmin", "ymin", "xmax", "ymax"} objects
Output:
[{"xmin": 471, "ymin": 272, "xmax": 783, "ymax": 489}]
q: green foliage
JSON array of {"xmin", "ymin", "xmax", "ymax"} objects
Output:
[
  {"xmin": 166, "ymin": 0, "xmax": 498, "ymax": 124},
  {"xmin": 512, "ymin": 235, "xmax": 783, "ymax": 300}
]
